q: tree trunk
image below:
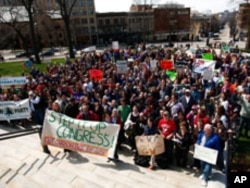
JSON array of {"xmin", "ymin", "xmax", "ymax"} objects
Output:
[
  {"xmin": 28, "ymin": 12, "xmax": 41, "ymax": 64},
  {"xmin": 64, "ymin": 17, "xmax": 75, "ymax": 59}
]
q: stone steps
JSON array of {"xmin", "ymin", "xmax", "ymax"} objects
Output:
[{"xmin": 0, "ymin": 128, "xmax": 225, "ymax": 188}]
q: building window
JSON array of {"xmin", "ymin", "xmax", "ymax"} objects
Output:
[
  {"xmin": 90, "ymin": 26, "xmax": 95, "ymax": 33},
  {"xmin": 105, "ymin": 19, "xmax": 110, "ymax": 25},
  {"xmin": 114, "ymin": 18, "xmax": 119, "ymax": 24},
  {"xmin": 78, "ymin": 0, "xmax": 84, "ymax": 6},
  {"xmin": 83, "ymin": 27, "xmax": 89, "ymax": 33},
  {"xmin": 121, "ymin": 18, "xmax": 125, "ymax": 24},
  {"xmin": 99, "ymin": 19, "xmax": 103, "ymax": 25},
  {"xmin": 81, "ymin": 18, "xmax": 88, "ymax": 24},
  {"xmin": 88, "ymin": 10, "xmax": 94, "ymax": 15},
  {"xmin": 89, "ymin": 17, "xmax": 94, "ymax": 24},
  {"xmin": 169, "ymin": 20, "xmax": 177, "ymax": 26},
  {"xmin": 87, "ymin": 0, "xmax": 93, "ymax": 6},
  {"xmin": 178, "ymin": 10, "xmax": 189, "ymax": 15},
  {"xmin": 170, "ymin": 11, "xmax": 175, "ymax": 16},
  {"xmin": 74, "ymin": 18, "xmax": 80, "ymax": 24}
]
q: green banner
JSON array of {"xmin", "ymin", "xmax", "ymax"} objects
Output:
[{"xmin": 166, "ymin": 70, "xmax": 177, "ymax": 81}]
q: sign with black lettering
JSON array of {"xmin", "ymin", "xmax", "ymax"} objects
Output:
[
  {"xmin": 230, "ymin": 48, "xmax": 240, "ymax": 54},
  {"xmin": 135, "ymin": 135, "xmax": 165, "ymax": 156}
]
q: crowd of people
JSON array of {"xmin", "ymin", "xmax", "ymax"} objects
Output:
[{"xmin": 1, "ymin": 42, "xmax": 250, "ymax": 187}]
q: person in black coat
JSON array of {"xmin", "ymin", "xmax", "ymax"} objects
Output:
[{"xmin": 179, "ymin": 88, "xmax": 197, "ymax": 115}]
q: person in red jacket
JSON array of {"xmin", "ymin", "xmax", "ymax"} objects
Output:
[
  {"xmin": 76, "ymin": 104, "xmax": 98, "ymax": 121},
  {"xmin": 194, "ymin": 106, "xmax": 210, "ymax": 127},
  {"xmin": 158, "ymin": 111, "xmax": 177, "ymax": 165}
]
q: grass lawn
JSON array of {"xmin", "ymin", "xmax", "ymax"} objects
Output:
[{"xmin": 0, "ymin": 58, "xmax": 66, "ymax": 76}]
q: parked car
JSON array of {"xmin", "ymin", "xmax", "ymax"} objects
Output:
[
  {"xmin": 63, "ymin": 48, "xmax": 77, "ymax": 55},
  {"xmin": 15, "ymin": 50, "xmax": 34, "ymax": 58},
  {"xmin": 40, "ymin": 48, "xmax": 55, "ymax": 57}
]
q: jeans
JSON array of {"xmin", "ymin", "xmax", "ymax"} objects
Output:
[{"xmin": 200, "ymin": 161, "xmax": 212, "ymax": 181}]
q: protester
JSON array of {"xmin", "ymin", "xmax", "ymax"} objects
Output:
[
  {"xmin": 197, "ymin": 123, "xmax": 220, "ymax": 187},
  {"xmin": 174, "ymin": 121, "xmax": 191, "ymax": 167},
  {"xmin": 143, "ymin": 116, "xmax": 159, "ymax": 170},
  {"xmin": 157, "ymin": 110, "xmax": 176, "ymax": 165}
]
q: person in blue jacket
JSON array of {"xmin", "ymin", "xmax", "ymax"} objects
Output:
[{"xmin": 196, "ymin": 123, "xmax": 220, "ymax": 187}]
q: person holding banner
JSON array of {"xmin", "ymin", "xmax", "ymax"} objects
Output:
[
  {"xmin": 143, "ymin": 116, "xmax": 159, "ymax": 170},
  {"xmin": 105, "ymin": 111, "xmax": 119, "ymax": 162},
  {"xmin": 196, "ymin": 123, "xmax": 220, "ymax": 187},
  {"xmin": 29, "ymin": 90, "xmax": 50, "ymax": 154}
]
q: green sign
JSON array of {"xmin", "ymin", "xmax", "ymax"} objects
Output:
[
  {"xmin": 166, "ymin": 70, "xmax": 177, "ymax": 81},
  {"xmin": 202, "ymin": 53, "xmax": 213, "ymax": 60}
]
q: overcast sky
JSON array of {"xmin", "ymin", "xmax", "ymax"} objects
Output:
[{"xmin": 95, "ymin": 0, "xmax": 238, "ymax": 13}]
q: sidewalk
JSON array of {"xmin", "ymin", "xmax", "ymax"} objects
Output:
[{"xmin": 0, "ymin": 123, "xmax": 226, "ymax": 188}]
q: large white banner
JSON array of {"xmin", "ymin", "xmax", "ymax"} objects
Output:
[
  {"xmin": 0, "ymin": 77, "xmax": 26, "ymax": 87},
  {"xmin": 193, "ymin": 144, "xmax": 218, "ymax": 165},
  {"xmin": 135, "ymin": 135, "xmax": 165, "ymax": 156},
  {"xmin": 42, "ymin": 110, "xmax": 120, "ymax": 157},
  {"xmin": 0, "ymin": 99, "xmax": 31, "ymax": 121},
  {"xmin": 193, "ymin": 59, "xmax": 215, "ymax": 74}
]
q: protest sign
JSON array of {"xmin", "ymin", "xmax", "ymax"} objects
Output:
[
  {"xmin": 150, "ymin": 59, "xmax": 157, "ymax": 71},
  {"xmin": 161, "ymin": 60, "xmax": 173, "ymax": 70},
  {"xmin": 230, "ymin": 48, "xmax": 239, "ymax": 54},
  {"xmin": 42, "ymin": 110, "xmax": 120, "ymax": 157},
  {"xmin": 214, "ymin": 49, "xmax": 222, "ymax": 56},
  {"xmin": 202, "ymin": 53, "xmax": 213, "ymax": 60},
  {"xmin": 116, "ymin": 60, "xmax": 128, "ymax": 74},
  {"xmin": 135, "ymin": 135, "xmax": 165, "ymax": 156},
  {"xmin": 0, "ymin": 99, "xmax": 31, "ymax": 121},
  {"xmin": 0, "ymin": 77, "xmax": 26, "ymax": 87},
  {"xmin": 193, "ymin": 59, "xmax": 215, "ymax": 74},
  {"xmin": 166, "ymin": 70, "xmax": 177, "ymax": 81},
  {"xmin": 89, "ymin": 69, "xmax": 103, "ymax": 81},
  {"xmin": 222, "ymin": 45, "xmax": 230, "ymax": 52},
  {"xmin": 193, "ymin": 144, "xmax": 218, "ymax": 165},
  {"xmin": 203, "ymin": 69, "xmax": 214, "ymax": 80},
  {"xmin": 112, "ymin": 41, "xmax": 119, "ymax": 50}
]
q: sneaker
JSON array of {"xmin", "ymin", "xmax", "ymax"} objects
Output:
[
  {"xmin": 199, "ymin": 174, "xmax": 204, "ymax": 180},
  {"xmin": 201, "ymin": 180, "xmax": 207, "ymax": 187}
]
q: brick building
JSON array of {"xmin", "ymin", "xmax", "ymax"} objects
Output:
[
  {"xmin": 153, "ymin": 4, "xmax": 190, "ymax": 42},
  {"xmin": 237, "ymin": 3, "xmax": 250, "ymax": 34}
]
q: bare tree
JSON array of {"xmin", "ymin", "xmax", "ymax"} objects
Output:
[
  {"xmin": 55, "ymin": 0, "xmax": 77, "ymax": 59},
  {"xmin": 0, "ymin": 6, "xmax": 29, "ymax": 51},
  {"xmin": 17, "ymin": 0, "xmax": 41, "ymax": 63}
]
